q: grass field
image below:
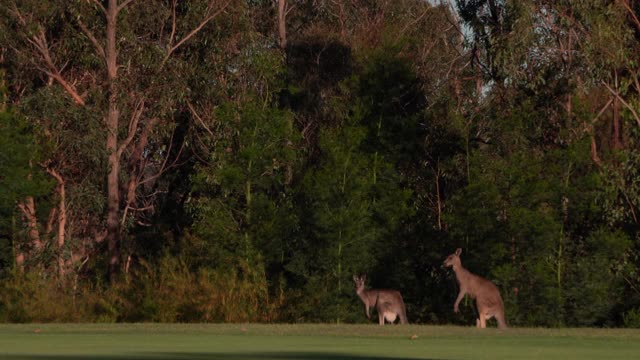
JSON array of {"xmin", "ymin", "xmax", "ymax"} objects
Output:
[{"xmin": 0, "ymin": 323, "xmax": 639, "ymax": 360}]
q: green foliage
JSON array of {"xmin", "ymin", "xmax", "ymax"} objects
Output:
[
  {"xmin": 3, "ymin": 0, "xmax": 640, "ymax": 328},
  {"xmin": 289, "ymin": 51, "xmax": 418, "ymax": 323},
  {"xmin": 446, "ymin": 96, "xmax": 614, "ymax": 326},
  {"xmin": 0, "ymin": 111, "xmax": 51, "ymax": 215},
  {"xmin": 0, "ymin": 271, "xmax": 86, "ymax": 322},
  {"xmin": 111, "ymin": 256, "xmax": 272, "ymax": 322},
  {"xmin": 189, "ymin": 100, "xmax": 299, "ymax": 269},
  {"xmin": 0, "ymin": 256, "xmax": 273, "ymax": 323},
  {"xmin": 0, "ymin": 109, "xmax": 52, "ymax": 275},
  {"xmin": 565, "ymin": 229, "xmax": 631, "ymax": 326},
  {"xmin": 623, "ymin": 308, "xmax": 640, "ymax": 328}
]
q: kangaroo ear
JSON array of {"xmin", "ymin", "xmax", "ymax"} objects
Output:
[
  {"xmin": 353, "ymin": 274, "xmax": 358, "ymax": 281},
  {"xmin": 455, "ymin": 248, "xmax": 462, "ymax": 256}
]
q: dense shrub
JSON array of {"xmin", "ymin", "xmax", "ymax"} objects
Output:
[{"xmin": 0, "ymin": 257, "xmax": 275, "ymax": 323}]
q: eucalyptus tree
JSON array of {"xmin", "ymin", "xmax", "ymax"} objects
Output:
[
  {"xmin": 451, "ymin": 0, "xmax": 640, "ymax": 326},
  {"xmin": 0, "ymin": 0, "xmax": 242, "ymax": 280},
  {"xmin": 269, "ymin": 0, "xmax": 468, "ymax": 322},
  {"xmin": 0, "ymin": 108, "xmax": 52, "ymax": 274}
]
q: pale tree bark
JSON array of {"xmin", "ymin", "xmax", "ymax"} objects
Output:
[
  {"xmin": 15, "ymin": 253, "xmax": 25, "ymax": 273},
  {"xmin": 559, "ymin": 21, "xmax": 575, "ymax": 128},
  {"xmin": 44, "ymin": 207, "xmax": 58, "ymax": 238},
  {"xmin": 103, "ymin": 0, "xmax": 225, "ymax": 278},
  {"xmin": 160, "ymin": 0, "xmax": 232, "ymax": 68},
  {"xmin": 103, "ymin": 0, "xmax": 226, "ymax": 279},
  {"xmin": 440, "ymin": 0, "xmax": 466, "ymax": 112},
  {"xmin": 602, "ymin": 80, "xmax": 640, "ymax": 128},
  {"xmin": 619, "ymin": 0, "xmax": 640, "ymax": 33},
  {"xmin": 278, "ymin": 0, "xmax": 287, "ymax": 50},
  {"xmin": 8, "ymin": 0, "xmax": 229, "ymax": 281},
  {"xmin": 13, "ymin": 0, "xmax": 125, "ymax": 279},
  {"xmin": 8, "ymin": 5, "xmax": 87, "ymax": 106},
  {"xmin": 17, "ymin": 196, "xmax": 42, "ymax": 253},
  {"xmin": 613, "ymin": 96, "xmax": 622, "ymax": 149},
  {"xmin": 587, "ymin": 98, "xmax": 613, "ymax": 166},
  {"xmin": 8, "ymin": 2, "xmax": 82, "ymax": 275},
  {"xmin": 105, "ymin": 0, "xmax": 122, "ymax": 280},
  {"xmin": 46, "ymin": 168, "xmax": 67, "ymax": 279},
  {"xmin": 122, "ymin": 114, "xmax": 157, "ymax": 225},
  {"xmin": 16, "ymin": 163, "xmax": 43, "ymax": 256},
  {"xmin": 330, "ymin": 0, "xmax": 347, "ymax": 38},
  {"xmin": 612, "ymin": 70, "xmax": 623, "ymax": 150},
  {"xmin": 12, "ymin": 190, "xmax": 25, "ymax": 273}
]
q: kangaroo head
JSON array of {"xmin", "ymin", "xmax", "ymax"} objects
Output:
[
  {"xmin": 353, "ymin": 274, "xmax": 366, "ymax": 292},
  {"xmin": 443, "ymin": 248, "xmax": 463, "ymax": 268}
]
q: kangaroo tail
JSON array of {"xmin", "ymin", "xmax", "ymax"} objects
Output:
[
  {"xmin": 497, "ymin": 311, "xmax": 508, "ymax": 329},
  {"xmin": 399, "ymin": 301, "xmax": 409, "ymax": 324},
  {"xmin": 400, "ymin": 311, "xmax": 408, "ymax": 324}
]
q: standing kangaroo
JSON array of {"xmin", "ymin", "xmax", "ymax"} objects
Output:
[
  {"xmin": 443, "ymin": 248, "xmax": 507, "ymax": 329},
  {"xmin": 353, "ymin": 274, "xmax": 408, "ymax": 325}
]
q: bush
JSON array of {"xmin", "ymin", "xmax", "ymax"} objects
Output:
[
  {"xmin": 623, "ymin": 308, "xmax": 640, "ymax": 328},
  {"xmin": 0, "ymin": 256, "xmax": 277, "ymax": 323}
]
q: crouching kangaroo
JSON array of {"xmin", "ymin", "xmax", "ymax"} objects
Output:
[
  {"xmin": 353, "ymin": 274, "xmax": 408, "ymax": 325},
  {"xmin": 443, "ymin": 248, "xmax": 507, "ymax": 329}
]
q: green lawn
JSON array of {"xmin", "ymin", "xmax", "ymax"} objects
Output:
[{"xmin": 0, "ymin": 324, "xmax": 638, "ymax": 360}]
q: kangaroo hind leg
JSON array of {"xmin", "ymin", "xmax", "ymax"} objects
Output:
[{"xmin": 478, "ymin": 312, "xmax": 487, "ymax": 328}]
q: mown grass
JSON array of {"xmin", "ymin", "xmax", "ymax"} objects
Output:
[{"xmin": 0, "ymin": 324, "xmax": 638, "ymax": 360}]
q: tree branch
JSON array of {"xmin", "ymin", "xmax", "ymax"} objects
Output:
[
  {"xmin": 129, "ymin": 204, "xmax": 155, "ymax": 212},
  {"xmin": 285, "ymin": 3, "xmax": 296, "ymax": 16},
  {"xmin": 602, "ymin": 80, "xmax": 640, "ymax": 127},
  {"xmin": 16, "ymin": 202, "xmax": 31, "ymax": 221},
  {"xmin": 90, "ymin": 0, "xmax": 107, "ymax": 14},
  {"xmin": 395, "ymin": 5, "xmax": 433, "ymax": 43},
  {"xmin": 138, "ymin": 128, "xmax": 185, "ymax": 187},
  {"xmin": 591, "ymin": 98, "xmax": 613, "ymax": 125},
  {"xmin": 186, "ymin": 100, "xmax": 214, "ymax": 137},
  {"xmin": 119, "ymin": 112, "xmax": 160, "ymax": 226},
  {"xmin": 160, "ymin": 0, "xmax": 232, "ymax": 68},
  {"xmin": 76, "ymin": 17, "xmax": 106, "ymax": 61},
  {"xmin": 44, "ymin": 206, "xmax": 58, "ymax": 237},
  {"xmin": 169, "ymin": 0, "xmax": 177, "ymax": 47},
  {"xmin": 117, "ymin": 98, "xmax": 146, "ymax": 159},
  {"xmin": 24, "ymin": 29, "xmax": 86, "ymax": 105},
  {"xmin": 117, "ymin": 0, "xmax": 136, "ymax": 13},
  {"xmin": 45, "ymin": 166, "xmax": 68, "ymax": 278},
  {"xmin": 619, "ymin": 0, "xmax": 640, "ymax": 33}
]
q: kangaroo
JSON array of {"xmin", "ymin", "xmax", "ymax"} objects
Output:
[
  {"xmin": 443, "ymin": 248, "xmax": 507, "ymax": 329},
  {"xmin": 353, "ymin": 274, "xmax": 408, "ymax": 325}
]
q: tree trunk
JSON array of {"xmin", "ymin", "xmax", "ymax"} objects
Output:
[
  {"xmin": 12, "ymin": 215, "xmax": 25, "ymax": 273},
  {"xmin": 106, "ymin": 0, "xmax": 121, "ymax": 280},
  {"xmin": 590, "ymin": 132, "xmax": 601, "ymax": 165},
  {"xmin": 18, "ymin": 196, "xmax": 42, "ymax": 255},
  {"xmin": 612, "ymin": 70, "xmax": 623, "ymax": 150},
  {"xmin": 612, "ymin": 96, "xmax": 622, "ymax": 150},
  {"xmin": 47, "ymin": 168, "xmax": 67, "ymax": 279},
  {"xmin": 15, "ymin": 252, "xmax": 25, "ymax": 272},
  {"xmin": 277, "ymin": 0, "xmax": 287, "ymax": 50}
]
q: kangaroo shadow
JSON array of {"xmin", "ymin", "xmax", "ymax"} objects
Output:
[{"xmin": 4, "ymin": 352, "xmax": 446, "ymax": 360}]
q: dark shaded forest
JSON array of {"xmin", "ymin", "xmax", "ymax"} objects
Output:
[{"xmin": 1, "ymin": 0, "xmax": 640, "ymax": 327}]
